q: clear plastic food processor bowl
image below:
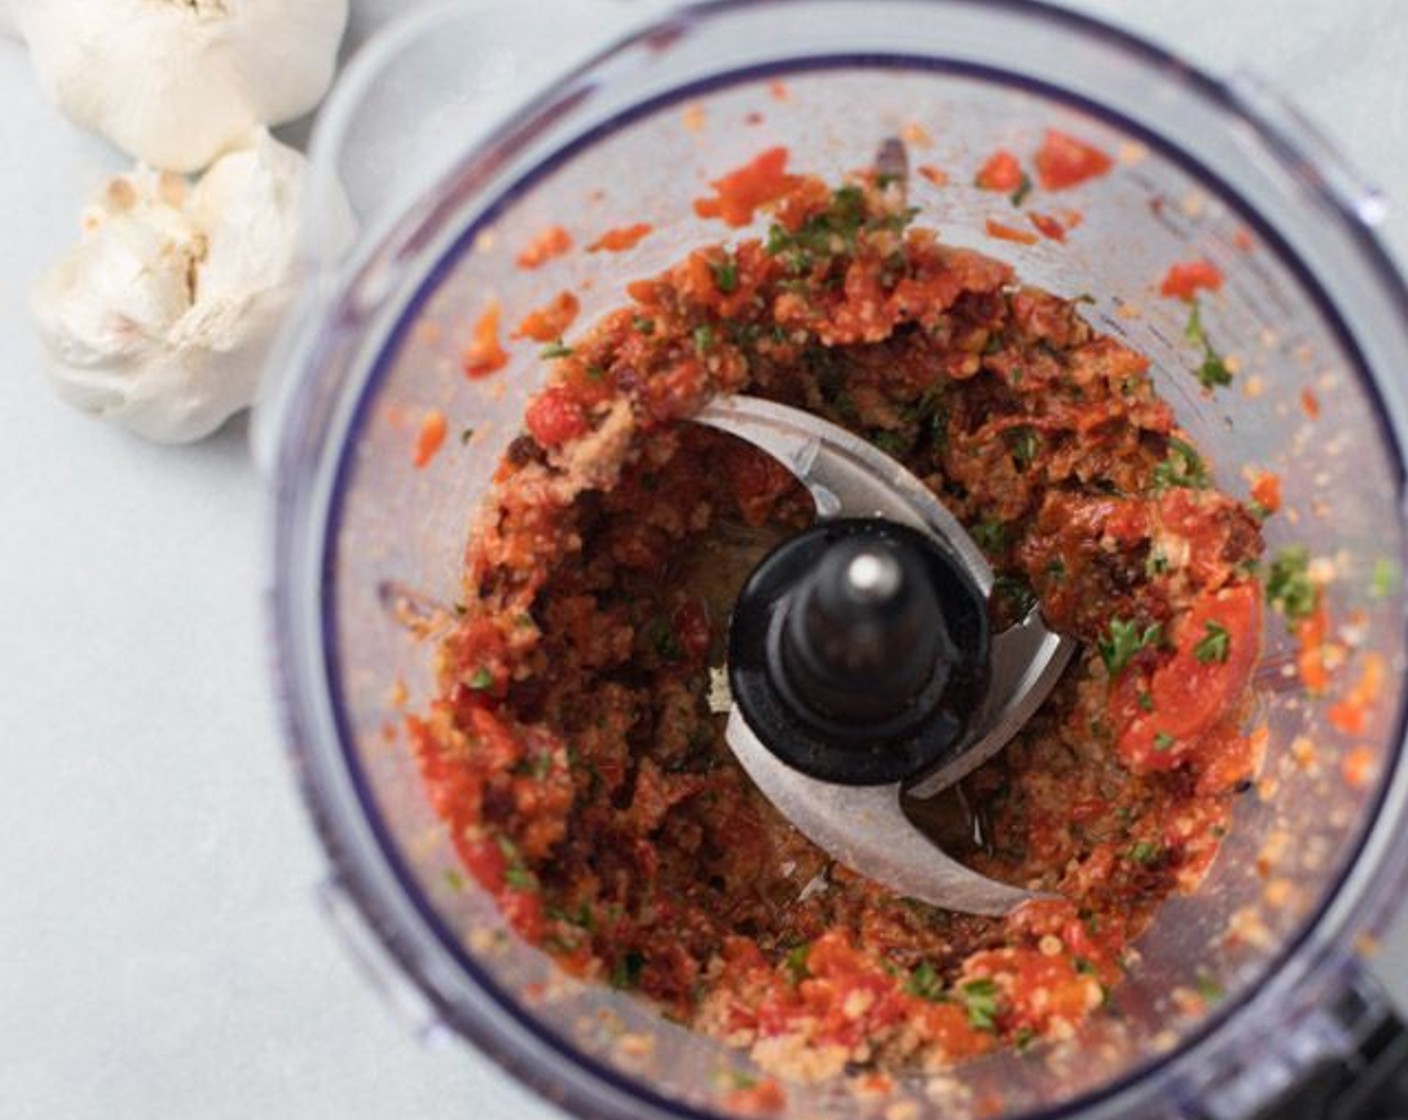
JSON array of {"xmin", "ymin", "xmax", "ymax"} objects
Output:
[{"xmin": 260, "ymin": 2, "xmax": 1408, "ymax": 1117}]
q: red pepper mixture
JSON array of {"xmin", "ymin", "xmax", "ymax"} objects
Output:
[{"xmin": 409, "ymin": 164, "xmax": 1264, "ymax": 1079}]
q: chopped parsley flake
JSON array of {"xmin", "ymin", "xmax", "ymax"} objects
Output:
[
  {"xmin": 610, "ymin": 950, "xmax": 646, "ymax": 989},
  {"xmin": 1184, "ymin": 299, "xmax": 1234, "ymax": 391},
  {"xmin": 1194, "ymin": 621, "xmax": 1231, "ymax": 663},
  {"xmin": 1129, "ymin": 840, "xmax": 1161, "ymax": 864},
  {"xmin": 504, "ymin": 866, "xmax": 538, "ymax": 892},
  {"xmin": 993, "ymin": 574, "xmax": 1038, "ymax": 617},
  {"xmin": 546, "ymin": 902, "xmax": 595, "ymax": 933},
  {"xmin": 907, "ymin": 960, "xmax": 945, "ymax": 1002},
  {"xmin": 1151, "ymin": 436, "xmax": 1211, "ymax": 492},
  {"xmin": 1098, "ymin": 618, "xmax": 1163, "ymax": 675},
  {"xmin": 783, "ymin": 943, "xmax": 811, "ymax": 984},
  {"xmin": 693, "ymin": 324, "xmax": 716, "ymax": 352},
  {"xmin": 1145, "ymin": 547, "xmax": 1170, "ymax": 577},
  {"xmin": 459, "ymin": 426, "xmax": 476, "ymax": 444},
  {"xmin": 493, "ymin": 835, "xmax": 538, "ymax": 892},
  {"xmin": 1194, "ymin": 972, "xmax": 1225, "ymax": 1002},
  {"xmin": 1266, "ymin": 547, "xmax": 1316, "ymax": 620},
  {"xmin": 1153, "ymin": 732, "xmax": 1176, "ymax": 751},
  {"xmin": 1006, "ymin": 426, "xmax": 1041, "ymax": 470},
  {"xmin": 1009, "ymin": 172, "xmax": 1033, "ymax": 208},
  {"xmin": 958, "ymin": 978, "xmax": 1001, "ymax": 1032},
  {"xmin": 972, "ymin": 518, "xmax": 1007, "ymax": 553},
  {"xmin": 645, "ymin": 617, "xmax": 683, "ymax": 660},
  {"xmin": 870, "ymin": 429, "xmax": 909, "ymax": 456},
  {"xmin": 539, "ymin": 339, "xmax": 574, "ymax": 359},
  {"xmin": 631, "ymin": 315, "xmax": 655, "ymax": 335},
  {"xmin": 710, "ymin": 253, "xmax": 739, "ymax": 294},
  {"xmin": 468, "ymin": 667, "xmax": 494, "ymax": 690},
  {"xmin": 1197, "ymin": 353, "xmax": 1233, "ymax": 391},
  {"xmin": 1371, "ymin": 558, "xmax": 1400, "ymax": 601},
  {"xmin": 765, "ymin": 185, "xmax": 918, "ymax": 273}
]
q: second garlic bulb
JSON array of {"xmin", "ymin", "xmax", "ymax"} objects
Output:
[
  {"xmin": 15, "ymin": 0, "xmax": 348, "ymax": 172},
  {"xmin": 30, "ymin": 130, "xmax": 319, "ymax": 443}
]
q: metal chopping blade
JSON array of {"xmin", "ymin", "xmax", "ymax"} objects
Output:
[{"xmin": 695, "ymin": 395, "xmax": 1077, "ymax": 916}]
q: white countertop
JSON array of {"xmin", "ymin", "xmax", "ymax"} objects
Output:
[{"xmin": 2, "ymin": 3, "xmax": 1405, "ymax": 1118}]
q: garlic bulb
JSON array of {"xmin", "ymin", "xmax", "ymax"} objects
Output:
[
  {"xmin": 30, "ymin": 130, "xmax": 314, "ymax": 443},
  {"xmin": 15, "ymin": 0, "xmax": 347, "ymax": 172}
]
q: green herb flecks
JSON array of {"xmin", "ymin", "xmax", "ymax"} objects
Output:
[
  {"xmin": 993, "ymin": 574, "xmax": 1038, "ymax": 618},
  {"xmin": 548, "ymin": 901, "xmax": 597, "ymax": 933},
  {"xmin": 710, "ymin": 252, "xmax": 739, "ymax": 294},
  {"xmin": 468, "ymin": 667, "xmax": 494, "ymax": 690},
  {"xmin": 1371, "ymin": 558, "xmax": 1401, "ymax": 601},
  {"xmin": 1153, "ymin": 732, "xmax": 1176, "ymax": 752},
  {"xmin": 1009, "ymin": 172, "xmax": 1033, "ymax": 208},
  {"xmin": 765, "ymin": 185, "xmax": 918, "ymax": 273},
  {"xmin": 540, "ymin": 339, "xmax": 574, "ymax": 359},
  {"xmin": 504, "ymin": 866, "xmax": 538, "ymax": 891},
  {"xmin": 1266, "ymin": 547, "xmax": 1316, "ymax": 621},
  {"xmin": 1129, "ymin": 840, "xmax": 1162, "ymax": 864},
  {"xmin": 1194, "ymin": 972, "xmax": 1225, "ymax": 1002},
  {"xmin": 907, "ymin": 960, "xmax": 945, "ymax": 1002},
  {"xmin": 972, "ymin": 518, "xmax": 1008, "ymax": 554},
  {"xmin": 610, "ymin": 950, "xmax": 646, "ymax": 989},
  {"xmin": 512, "ymin": 751, "xmax": 554, "ymax": 780},
  {"xmin": 1098, "ymin": 618, "xmax": 1163, "ymax": 675},
  {"xmin": 958, "ymin": 978, "xmax": 1001, "ymax": 1032},
  {"xmin": 495, "ymin": 835, "xmax": 539, "ymax": 893},
  {"xmin": 870, "ymin": 429, "xmax": 909, "ymax": 456},
  {"xmin": 1196, "ymin": 354, "xmax": 1232, "ymax": 391},
  {"xmin": 632, "ymin": 315, "xmax": 656, "ymax": 335},
  {"xmin": 1151, "ymin": 436, "xmax": 1211, "ymax": 492},
  {"xmin": 1185, "ymin": 299, "xmax": 1233, "ymax": 391},
  {"xmin": 1194, "ymin": 621, "xmax": 1231, "ymax": 664},
  {"xmin": 1006, "ymin": 426, "xmax": 1041, "ymax": 470},
  {"xmin": 1145, "ymin": 546, "xmax": 1171, "ymax": 577},
  {"xmin": 645, "ymin": 617, "xmax": 684, "ymax": 660},
  {"xmin": 693, "ymin": 324, "xmax": 717, "ymax": 352},
  {"xmin": 783, "ymin": 943, "xmax": 812, "ymax": 985}
]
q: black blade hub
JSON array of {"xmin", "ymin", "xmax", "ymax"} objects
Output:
[{"xmin": 728, "ymin": 518, "xmax": 991, "ymax": 785}]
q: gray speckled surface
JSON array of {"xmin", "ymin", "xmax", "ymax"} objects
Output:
[{"xmin": 0, "ymin": 3, "xmax": 1404, "ymax": 1118}]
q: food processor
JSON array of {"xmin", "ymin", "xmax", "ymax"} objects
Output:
[{"xmin": 259, "ymin": 1, "xmax": 1408, "ymax": 1116}]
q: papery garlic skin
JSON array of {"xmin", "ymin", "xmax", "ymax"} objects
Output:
[
  {"xmin": 15, "ymin": 0, "xmax": 348, "ymax": 172},
  {"xmin": 30, "ymin": 130, "xmax": 311, "ymax": 443}
]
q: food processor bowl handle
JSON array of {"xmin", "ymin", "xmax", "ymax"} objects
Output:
[{"xmin": 1189, "ymin": 968, "xmax": 1408, "ymax": 1120}]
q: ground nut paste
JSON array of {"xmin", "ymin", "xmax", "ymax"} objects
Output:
[{"xmin": 408, "ymin": 161, "xmax": 1264, "ymax": 1078}]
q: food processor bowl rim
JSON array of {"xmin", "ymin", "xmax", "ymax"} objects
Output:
[{"xmin": 272, "ymin": 3, "xmax": 1408, "ymax": 1119}]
